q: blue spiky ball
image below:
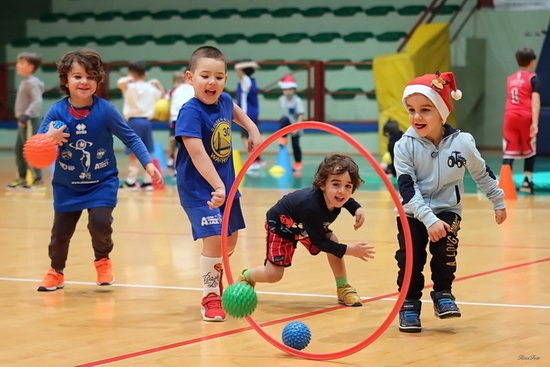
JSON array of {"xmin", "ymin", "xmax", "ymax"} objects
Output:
[
  {"xmin": 282, "ymin": 321, "xmax": 311, "ymax": 350},
  {"xmin": 222, "ymin": 282, "xmax": 258, "ymax": 318},
  {"xmin": 52, "ymin": 120, "xmax": 69, "ymax": 134}
]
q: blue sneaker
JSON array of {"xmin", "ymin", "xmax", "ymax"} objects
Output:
[
  {"xmin": 431, "ymin": 291, "xmax": 461, "ymax": 319},
  {"xmin": 399, "ymin": 300, "xmax": 422, "ymax": 333}
]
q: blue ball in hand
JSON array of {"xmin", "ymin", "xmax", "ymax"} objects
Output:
[{"xmin": 52, "ymin": 120, "xmax": 69, "ymax": 134}]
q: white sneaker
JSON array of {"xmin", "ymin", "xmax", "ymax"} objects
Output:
[{"xmin": 141, "ymin": 182, "xmax": 154, "ymax": 191}]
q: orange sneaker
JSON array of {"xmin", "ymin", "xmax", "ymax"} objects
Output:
[
  {"xmin": 37, "ymin": 268, "xmax": 65, "ymax": 292},
  {"xmin": 293, "ymin": 162, "xmax": 303, "ymax": 171},
  {"xmin": 95, "ymin": 258, "xmax": 115, "ymax": 286},
  {"xmin": 201, "ymin": 293, "xmax": 226, "ymax": 322},
  {"xmin": 278, "ymin": 137, "xmax": 288, "ymax": 146}
]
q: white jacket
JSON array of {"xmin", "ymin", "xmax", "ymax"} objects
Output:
[{"xmin": 394, "ymin": 124, "xmax": 505, "ymax": 229}]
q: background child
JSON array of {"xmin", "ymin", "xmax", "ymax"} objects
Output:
[
  {"xmin": 117, "ymin": 61, "xmax": 165, "ymax": 190},
  {"xmin": 240, "ymin": 154, "xmax": 375, "ymax": 307},
  {"xmin": 394, "ymin": 71, "xmax": 507, "ymax": 333},
  {"xmin": 277, "ymin": 74, "xmax": 304, "ymax": 172},
  {"xmin": 167, "ymin": 69, "xmax": 194, "ymax": 171},
  {"xmin": 175, "ymin": 46, "xmax": 262, "ymax": 322},
  {"xmin": 235, "ymin": 59, "xmax": 264, "ymax": 170},
  {"xmin": 6, "ymin": 52, "xmax": 45, "ymax": 190},
  {"xmin": 36, "ymin": 49, "xmax": 162, "ymax": 292},
  {"xmin": 382, "ymin": 119, "xmax": 404, "ymax": 177},
  {"xmin": 501, "ymin": 47, "xmax": 540, "ymax": 194}
]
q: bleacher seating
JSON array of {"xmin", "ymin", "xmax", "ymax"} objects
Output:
[{"xmin": 5, "ymin": 1, "xmax": 464, "ymax": 122}]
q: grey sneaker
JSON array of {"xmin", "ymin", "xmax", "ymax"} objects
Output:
[
  {"xmin": 399, "ymin": 299, "xmax": 422, "ymax": 333},
  {"xmin": 431, "ymin": 290, "xmax": 461, "ymax": 319}
]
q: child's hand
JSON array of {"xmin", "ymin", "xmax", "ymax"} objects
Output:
[
  {"xmin": 353, "ymin": 208, "xmax": 365, "ymax": 230},
  {"xmin": 346, "ymin": 242, "xmax": 375, "ymax": 261},
  {"xmin": 46, "ymin": 121, "xmax": 70, "ymax": 145},
  {"xmin": 247, "ymin": 130, "xmax": 263, "ymax": 154},
  {"xmin": 530, "ymin": 124, "xmax": 538, "ymax": 138},
  {"xmin": 427, "ymin": 220, "xmax": 451, "ymax": 242},
  {"xmin": 208, "ymin": 187, "xmax": 225, "ymax": 209},
  {"xmin": 495, "ymin": 208, "xmax": 507, "ymax": 224},
  {"xmin": 145, "ymin": 163, "xmax": 163, "ymax": 187}
]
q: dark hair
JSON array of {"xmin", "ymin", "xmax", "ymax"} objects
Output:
[
  {"xmin": 17, "ymin": 52, "xmax": 42, "ymax": 72},
  {"xmin": 189, "ymin": 46, "xmax": 226, "ymax": 72},
  {"xmin": 57, "ymin": 49, "xmax": 105, "ymax": 95},
  {"xmin": 515, "ymin": 47, "xmax": 536, "ymax": 67},
  {"xmin": 312, "ymin": 154, "xmax": 364, "ymax": 193},
  {"xmin": 236, "ymin": 59, "xmax": 256, "ymax": 76},
  {"xmin": 128, "ymin": 61, "xmax": 147, "ymax": 76},
  {"xmin": 383, "ymin": 120, "xmax": 402, "ymax": 137}
]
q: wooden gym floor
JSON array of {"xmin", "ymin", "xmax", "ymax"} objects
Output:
[{"xmin": 0, "ymin": 151, "xmax": 549, "ymax": 367}]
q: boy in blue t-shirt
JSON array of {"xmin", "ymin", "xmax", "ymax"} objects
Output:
[
  {"xmin": 175, "ymin": 46, "xmax": 262, "ymax": 322},
  {"xmin": 36, "ymin": 49, "xmax": 163, "ymax": 292}
]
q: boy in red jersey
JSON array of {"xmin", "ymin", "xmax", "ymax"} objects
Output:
[{"xmin": 502, "ymin": 47, "xmax": 540, "ymax": 194}]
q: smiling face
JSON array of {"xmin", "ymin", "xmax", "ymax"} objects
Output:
[
  {"xmin": 65, "ymin": 61, "xmax": 97, "ymax": 107},
  {"xmin": 320, "ymin": 172, "xmax": 354, "ymax": 211},
  {"xmin": 404, "ymin": 93, "xmax": 445, "ymax": 145},
  {"xmin": 186, "ymin": 57, "xmax": 227, "ymax": 105}
]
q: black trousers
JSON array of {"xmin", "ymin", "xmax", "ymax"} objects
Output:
[
  {"xmin": 395, "ymin": 212, "xmax": 461, "ymax": 300},
  {"xmin": 48, "ymin": 207, "xmax": 114, "ymax": 270}
]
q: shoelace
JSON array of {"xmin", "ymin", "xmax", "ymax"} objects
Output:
[
  {"xmin": 204, "ymin": 297, "xmax": 222, "ymax": 309},
  {"xmin": 96, "ymin": 262, "xmax": 110, "ymax": 275},
  {"xmin": 436, "ymin": 298, "xmax": 455, "ymax": 310},
  {"xmin": 402, "ymin": 310, "xmax": 419, "ymax": 321}
]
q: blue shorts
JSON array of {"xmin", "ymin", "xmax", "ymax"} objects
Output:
[
  {"xmin": 124, "ymin": 117, "xmax": 154, "ymax": 154},
  {"xmin": 183, "ymin": 197, "xmax": 245, "ymax": 240}
]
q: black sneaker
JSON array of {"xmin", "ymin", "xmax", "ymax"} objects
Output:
[
  {"xmin": 519, "ymin": 177, "xmax": 534, "ymax": 195},
  {"xmin": 399, "ymin": 300, "xmax": 422, "ymax": 333},
  {"xmin": 119, "ymin": 181, "xmax": 138, "ymax": 191},
  {"xmin": 431, "ymin": 291, "xmax": 461, "ymax": 319}
]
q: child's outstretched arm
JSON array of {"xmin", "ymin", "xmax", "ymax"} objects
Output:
[
  {"xmin": 232, "ymin": 103, "xmax": 262, "ymax": 153},
  {"xmin": 353, "ymin": 207, "xmax": 365, "ymax": 230},
  {"xmin": 183, "ymin": 136, "xmax": 225, "ymax": 209},
  {"xmin": 346, "ymin": 242, "xmax": 375, "ymax": 262}
]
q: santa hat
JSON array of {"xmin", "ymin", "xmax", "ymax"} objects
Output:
[
  {"xmin": 402, "ymin": 71, "xmax": 462, "ymax": 122},
  {"xmin": 278, "ymin": 74, "xmax": 297, "ymax": 89}
]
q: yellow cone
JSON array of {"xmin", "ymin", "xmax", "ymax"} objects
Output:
[{"xmin": 233, "ymin": 149, "xmax": 243, "ymax": 174}]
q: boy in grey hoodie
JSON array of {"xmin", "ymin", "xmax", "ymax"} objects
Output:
[
  {"xmin": 7, "ymin": 52, "xmax": 45, "ymax": 189},
  {"xmin": 394, "ymin": 71, "xmax": 507, "ymax": 333}
]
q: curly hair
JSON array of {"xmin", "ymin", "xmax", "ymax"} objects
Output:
[
  {"xmin": 312, "ymin": 154, "xmax": 364, "ymax": 193},
  {"xmin": 57, "ymin": 49, "xmax": 105, "ymax": 95}
]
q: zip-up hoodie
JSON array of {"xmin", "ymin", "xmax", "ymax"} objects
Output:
[{"xmin": 394, "ymin": 123, "xmax": 505, "ymax": 230}]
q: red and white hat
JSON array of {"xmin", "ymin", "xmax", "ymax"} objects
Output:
[
  {"xmin": 402, "ymin": 71, "xmax": 462, "ymax": 122},
  {"xmin": 278, "ymin": 74, "xmax": 297, "ymax": 89}
]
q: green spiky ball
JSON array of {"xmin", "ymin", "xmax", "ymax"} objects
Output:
[{"xmin": 222, "ymin": 282, "xmax": 258, "ymax": 318}]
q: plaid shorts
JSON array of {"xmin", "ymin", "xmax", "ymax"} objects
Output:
[{"xmin": 265, "ymin": 225, "xmax": 322, "ymax": 267}]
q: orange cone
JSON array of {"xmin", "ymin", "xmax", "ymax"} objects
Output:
[{"xmin": 498, "ymin": 164, "xmax": 517, "ymax": 200}]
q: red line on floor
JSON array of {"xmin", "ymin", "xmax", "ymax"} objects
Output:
[{"xmin": 76, "ymin": 257, "xmax": 550, "ymax": 366}]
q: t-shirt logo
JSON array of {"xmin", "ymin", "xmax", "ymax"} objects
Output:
[
  {"xmin": 210, "ymin": 119, "xmax": 231, "ymax": 163},
  {"xmin": 447, "ymin": 151, "xmax": 466, "ymax": 168}
]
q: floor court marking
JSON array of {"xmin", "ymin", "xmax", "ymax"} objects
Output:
[
  {"xmin": 3, "ymin": 258, "xmax": 543, "ymax": 365},
  {"xmin": 3, "ymin": 256, "xmax": 549, "ymax": 310}
]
